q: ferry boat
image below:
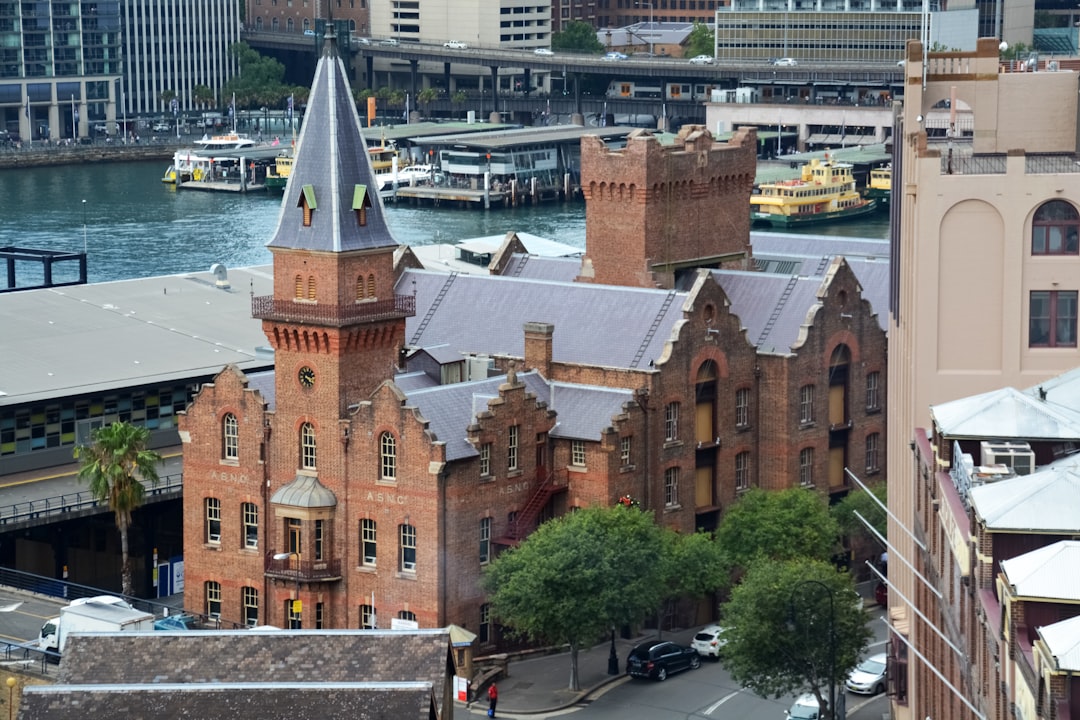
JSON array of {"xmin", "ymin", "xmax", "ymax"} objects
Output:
[
  {"xmin": 864, "ymin": 165, "xmax": 891, "ymax": 206},
  {"xmin": 264, "ymin": 151, "xmax": 294, "ymax": 191},
  {"xmin": 750, "ymin": 156, "xmax": 878, "ymax": 227},
  {"xmin": 375, "ymin": 164, "xmax": 433, "ymax": 193},
  {"xmin": 162, "ymin": 133, "xmax": 265, "ymax": 184}
]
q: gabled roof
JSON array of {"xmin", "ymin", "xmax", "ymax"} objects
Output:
[
  {"xmin": 398, "ymin": 269, "xmax": 685, "ymax": 369},
  {"xmin": 500, "ymin": 254, "xmax": 581, "ymax": 283},
  {"xmin": 710, "ymin": 270, "xmax": 823, "ymax": 355},
  {"xmin": 548, "ymin": 382, "xmax": 634, "ymax": 440},
  {"xmin": 1001, "ymin": 540, "xmax": 1080, "ymax": 601},
  {"xmin": 970, "ymin": 462, "xmax": 1080, "ymax": 532},
  {"xmin": 1038, "ymin": 614, "xmax": 1080, "ymax": 671},
  {"xmin": 267, "ymin": 29, "xmax": 397, "ymax": 253},
  {"xmin": 931, "ymin": 386, "xmax": 1080, "ymax": 439},
  {"xmin": 1027, "ymin": 365, "xmax": 1080, "ymax": 409}
]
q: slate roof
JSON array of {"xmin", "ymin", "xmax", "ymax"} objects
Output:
[
  {"xmin": 267, "ymin": 28, "xmax": 397, "ymax": 253},
  {"xmin": 548, "ymin": 382, "xmax": 634, "ymax": 440},
  {"xmin": 970, "ymin": 462, "xmax": 1080, "ymax": 533},
  {"xmin": 398, "ymin": 269, "xmax": 685, "ymax": 369},
  {"xmin": 1000, "ymin": 540, "xmax": 1080, "ymax": 601},
  {"xmin": 710, "ymin": 269, "xmax": 823, "ymax": 355},
  {"xmin": 19, "ymin": 683, "xmax": 434, "ymax": 720},
  {"xmin": 931, "ymin": 386, "xmax": 1080, "ymax": 440},
  {"xmin": 1038, "ymin": 614, "xmax": 1080, "ymax": 671},
  {"xmin": 500, "ymin": 254, "xmax": 581, "ymax": 283}
]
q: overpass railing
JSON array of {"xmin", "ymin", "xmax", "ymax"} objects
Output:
[{"xmin": 0, "ymin": 472, "xmax": 183, "ymax": 526}]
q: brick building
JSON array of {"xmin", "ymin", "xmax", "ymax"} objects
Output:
[{"xmin": 178, "ymin": 29, "xmax": 887, "ymax": 641}]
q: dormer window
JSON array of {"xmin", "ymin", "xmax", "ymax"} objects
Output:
[
  {"xmin": 353, "ymin": 185, "xmax": 372, "ymax": 227},
  {"xmin": 298, "ymin": 184, "xmax": 317, "ymax": 227}
]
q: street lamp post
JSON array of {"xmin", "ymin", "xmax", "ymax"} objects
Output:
[
  {"xmin": 81, "ymin": 199, "xmax": 87, "ymax": 254},
  {"xmin": 273, "ymin": 551, "xmax": 301, "ymax": 628},
  {"xmin": 607, "ymin": 627, "xmax": 619, "ymax": 675},
  {"xmin": 788, "ymin": 580, "xmax": 837, "ymax": 720}
]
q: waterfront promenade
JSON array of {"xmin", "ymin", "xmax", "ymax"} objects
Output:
[{"xmin": 0, "ymin": 137, "xmax": 178, "ymax": 169}]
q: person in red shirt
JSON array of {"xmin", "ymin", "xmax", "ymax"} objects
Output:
[{"xmin": 487, "ymin": 683, "xmax": 498, "ymax": 717}]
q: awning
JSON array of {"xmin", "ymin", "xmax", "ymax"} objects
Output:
[{"xmin": 806, "ymin": 133, "xmax": 829, "ymax": 144}]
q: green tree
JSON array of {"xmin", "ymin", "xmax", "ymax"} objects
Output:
[
  {"xmin": 715, "ymin": 488, "xmax": 840, "ymax": 585},
  {"xmin": 657, "ymin": 528, "xmax": 726, "ymax": 631},
  {"xmin": 483, "ymin": 505, "xmax": 667, "ymax": 690},
  {"xmin": 416, "ymin": 87, "xmax": 440, "ymax": 118},
  {"xmin": 451, "ymin": 90, "xmax": 468, "ymax": 119},
  {"xmin": 193, "ymin": 84, "xmax": 215, "ymax": 110},
  {"xmin": 683, "ymin": 22, "xmax": 715, "ymax": 58},
  {"xmin": 551, "ymin": 20, "xmax": 604, "ymax": 54},
  {"xmin": 223, "ymin": 42, "xmax": 288, "ymax": 110},
  {"xmin": 831, "ymin": 481, "xmax": 887, "ymax": 549},
  {"xmin": 720, "ymin": 558, "xmax": 872, "ymax": 716},
  {"xmin": 159, "ymin": 89, "xmax": 176, "ymax": 109},
  {"xmin": 74, "ymin": 422, "xmax": 161, "ymax": 597}
]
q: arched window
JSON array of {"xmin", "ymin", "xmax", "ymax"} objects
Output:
[
  {"xmin": 271, "ymin": 17, "xmax": 279, "ymax": 32},
  {"xmin": 367, "ymin": 274, "xmax": 376, "ymax": 298},
  {"xmin": 380, "ymin": 432, "xmax": 397, "ymax": 480},
  {"xmin": 307, "ymin": 276, "xmax": 316, "ymax": 300},
  {"xmin": 222, "ymin": 413, "xmax": 238, "ymax": 460},
  {"xmin": 255, "ymin": 17, "xmax": 263, "ymax": 31},
  {"xmin": 300, "ymin": 422, "xmax": 317, "ymax": 469},
  {"xmin": 1033, "ymin": 200, "xmax": 1080, "ymax": 255},
  {"xmin": 294, "ymin": 274, "xmax": 303, "ymax": 298},
  {"xmin": 286, "ymin": 17, "xmax": 294, "ymax": 32},
  {"xmin": 356, "ymin": 275, "xmax": 365, "ymax": 300}
]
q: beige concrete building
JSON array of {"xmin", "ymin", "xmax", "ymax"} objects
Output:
[
  {"xmin": 369, "ymin": 0, "xmax": 550, "ymax": 49},
  {"xmin": 888, "ymin": 38, "xmax": 1080, "ymax": 720}
]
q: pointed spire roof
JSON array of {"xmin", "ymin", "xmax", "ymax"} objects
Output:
[{"xmin": 267, "ymin": 27, "xmax": 397, "ymax": 253}]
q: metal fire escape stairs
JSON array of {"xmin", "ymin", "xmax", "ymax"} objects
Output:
[
  {"xmin": 409, "ymin": 272, "xmax": 457, "ymax": 346},
  {"xmin": 630, "ymin": 290, "xmax": 677, "ymax": 369}
]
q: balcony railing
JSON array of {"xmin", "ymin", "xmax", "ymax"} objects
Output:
[
  {"xmin": 252, "ymin": 294, "xmax": 416, "ymax": 326},
  {"xmin": 264, "ymin": 553, "xmax": 342, "ymax": 582}
]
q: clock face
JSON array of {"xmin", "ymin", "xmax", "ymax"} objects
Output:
[{"xmin": 298, "ymin": 366, "xmax": 316, "ymax": 388}]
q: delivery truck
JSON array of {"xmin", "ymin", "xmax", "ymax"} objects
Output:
[{"xmin": 39, "ymin": 596, "xmax": 155, "ymax": 655}]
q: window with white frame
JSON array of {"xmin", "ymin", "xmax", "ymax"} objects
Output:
[
  {"xmin": 507, "ymin": 425, "xmax": 519, "ymax": 470},
  {"xmin": 360, "ymin": 604, "xmax": 376, "ymax": 629},
  {"xmin": 735, "ymin": 451, "xmax": 750, "ymax": 490},
  {"xmin": 380, "ymin": 431, "xmax": 396, "ymax": 481},
  {"xmin": 799, "ymin": 447, "xmax": 814, "ymax": 486},
  {"xmin": 479, "ymin": 517, "xmax": 491, "ymax": 564},
  {"xmin": 664, "ymin": 467, "xmax": 679, "ymax": 507},
  {"xmin": 242, "ymin": 502, "xmax": 258, "ymax": 549},
  {"xmin": 300, "ymin": 422, "xmax": 317, "ymax": 469},
  {"xmin": 865, "ymin": 432, "xmax": 880, "ymax": 472},
  {"xmin": 479, "ymin": 603, "xmax": 491, "ymax": 643},
  {"xmin": 242, "ymin": 586, "xmax": 258, "ymax": 627},
  {"xmin": 205, "ymin": 498, "xmax": 221, "ymax": 544},
  {"xmin": 866, "ymin": 372, "xmax": 880, "ymax": 411},
  {"xmin": 400, "ymin": 523, "xmax": 417, "ymax": 572},
  {"xmin": 735, "ymin": 388, "xmax": 750, "ymax": 428},
  {"xmin": 361, "ymin": 518, "xmax": 376, "ymax": 566},
  {"xmin": 664, "ymin": 402, "xmax": 679, "ymax": 441},
  {"xmin": 620, "ymin": 436, "xmax": 632, "ymax": 465},
  {"xmin": 223, "ymin": 412, "xmax": 239, "ymax": 459},
  {"xmin": 799, "ymin": 385, "xmax": 815, "ymax": 424},
  {"xmin": 571, "ymin": 439, "xmax": 586, "ymax": 467},
  {"xmin": 206, "ymin": 581, "xmax": 221, "ymax": 619},
  {"xmin": 480, "ymin": 442, "xmax": 492, "ymax": 477}
]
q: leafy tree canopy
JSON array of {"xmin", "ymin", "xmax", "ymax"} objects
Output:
[
  {"xmin": 715, "ymin": 488, "xmax": 840, "ymax": 583},
  {"xmin": 222, "ymin": 42, "xmax": 289, "ymax": 109},
  {"xmin": 831, "ymin": 481, "xmax": 886, "ymax": 549},
  {"xmin": 483, "ymin": 505, "xmax": 668, "ymax": 689},
  {"xmin": 551, "ymin": 20, "xmax": 604, "ymax": 53},
  {"xmin": 720, "ymin": 558, "xmax": 872, "ymax": 711},
  {"xmin": 683, "ymin": 22, "xmax": 715, "ymax": 58}
]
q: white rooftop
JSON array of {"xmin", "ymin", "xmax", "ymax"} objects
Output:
[
  {"xmin": 931, "ymin": 386, "xmax": 1080, "ymax": 440},
  {"xmin": 970, "ymin": 461, "xmax": 1080, "ymax": 533},
  {"xmin": 1001, "ymin": 540, "xmax": 1080, "ymax": 602}
]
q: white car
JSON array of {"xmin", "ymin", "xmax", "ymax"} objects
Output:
[
  {"xmin": 785, "ymin": 693, "xmax": 824, "ymax": 719},
  {"xmin": 688, "ymin": 54, "xmax": 715, "ymax": 65},
  {"xmin": 603, "ymin": 52, "xmax": 627, "ymax": 62},
  {"xmin": 152, "ymin": 122, "xmax": 171, "ymax": 132},
  {"xmin": 690, "ymin": 624, "xmax": 726, "ymax": 659},
  {"xmin": 534, "ymin": 48, "xmax": 554, "ymax": 56},
  {"xmin": 380, "ymin": 38, "xmax": 399, "ymax": 46},
  {"xmin": 444, "ymin": 40, "xmax": 468, "ymax": 49},
  {"xmin": 773, "ymin": 57, "xmax": 798, "ymax": 66},
  {"xmin": 845, "ymin": 652, "xmax": 887, "ymax": 695}
]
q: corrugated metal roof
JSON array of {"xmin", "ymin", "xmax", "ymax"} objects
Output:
[
  {"xmin": 1038, "ymin": 614, "xmax": 1080, "ymax": 671},
  {"xmin": 398, "ymin": 269, "xmax": 684, "ymax": 369},
  {"xmin": 970, "ymin": 463, "xmax": 1080, "ymax": 532},
  {"xmin": 267, "ymin": 35, "xmax": 398, "ymax": 253},
  {"xmin": 1001, "ymin": 540, "xmax": 1080, "ymax": 601},
  {"xmin": 417, "ymin": 125, "xmax": 639, "ymax": 150},
  {"xmin": 931, "ymin": 387, "xmax": 1080, "ymax": 439}
]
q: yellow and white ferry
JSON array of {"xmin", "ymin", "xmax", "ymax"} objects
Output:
[
  {"xmin": 864, "ymin": 164, "xmax": 892, "ymax": 206},
  {"xmin": 750, "ymin": 155, "xmax": 878, "ymax": 227}
]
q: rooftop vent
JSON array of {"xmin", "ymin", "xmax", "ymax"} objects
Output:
[{"xmin": 980, "ymin": 441, "xmax": 1035, "ymax": 476}]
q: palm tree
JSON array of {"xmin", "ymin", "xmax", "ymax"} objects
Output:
[
  {"xmin": 451, "ymin": 90, "xmax": 468, "ymax": 119},
  {"xmin": 416, "ymin": 87, "xmax": 440, "ymax": 119},
  {"xmin": 74, "ymin": 422, "xmax": 161, "ymax": 596},
  {"xmin": 192, "ymin": 84, "xmax": 215, "ymax": 111}
]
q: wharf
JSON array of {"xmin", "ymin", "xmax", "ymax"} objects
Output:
[
  {"xmin": 391, "ymin": 185, "xmax": 509, "ymax": 207},
  {"xmin": 176, "ymin": 179, "xmax": 266, "ymax": 193}
]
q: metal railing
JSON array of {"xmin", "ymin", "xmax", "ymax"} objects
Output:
[
  {"xmin": 0, "ymin": 472, "xmax": 183, "ymax": 526},
  {"xmin": 251, "ymin": 294, "xmax": 416, "ymax": 326},
  {"xmin": 264, "ymin": 553, "xmax": 342, "ymax": 581}
]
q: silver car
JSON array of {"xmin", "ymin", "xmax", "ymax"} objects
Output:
[{"xmin": 845, "ymin": 652, "xmax": 887, "ymax": 694}]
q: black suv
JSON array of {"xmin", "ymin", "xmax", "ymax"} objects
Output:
[{"xmin": 626, "ymin": 640, "xmax": 701, "ymax": 681}]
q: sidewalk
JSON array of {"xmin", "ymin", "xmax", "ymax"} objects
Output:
[{"xmin": 459, "ymin": 625, "xmax": 702, "ymax": 718}]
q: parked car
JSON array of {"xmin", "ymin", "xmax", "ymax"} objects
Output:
[
  {"xmin": 626, "ymin": 640, "xmax": 700, "ymax": 681},
  {"xmin": 355, "ymin": 37, "xmax": 372, "ymax": 45},
  {"xmin": 603, "ymin": 51, "xmax": 628, "ymax": 62},
  {"xmin": 786, "ymin": 693, "xmax": 824, "ymax": 719},
  {"xmin": 846, "ymin": 652, "xmax": 887, "ymax": 695},
  {"xmin": 688, "ymin": 54, "xmax": 715, "ymax": 65},
  {"xmin": 303, "ymin": 29, "xmax": 316, "ymax": 36},
  {"xmin": 690, "ymin": 624, "xmax": 727, "ymax": 659},
  {"xmin": 380, "ymin": 38, "xmax": 399, "ymax": 46},
  {"xmin": 444, "ymin": 40, "xmax": 468, "ymax": 49},
  {"xmin": 533, "ymin": 48, "xmax": 554, "ymax": 56},
  {"xmin": 773, "ymin": 57, "xmax": 798, "ymax": 66},
  {"xmin": 152, "ymin": 122, "xmax": 171, "ymax": 132}
]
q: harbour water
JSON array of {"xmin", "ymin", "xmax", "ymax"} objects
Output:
[{"xmin": 0, "ymin": 160, "xmax": 889, "ymax": 287}]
